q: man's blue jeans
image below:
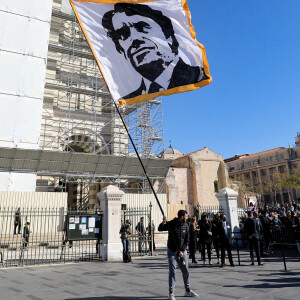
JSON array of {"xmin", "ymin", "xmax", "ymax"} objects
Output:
[
  {"xmin": 167, "ymin": 248, "xmax": 190, "ymax": 294},
  {"xmin": 122, "ymin": 238, "xmax": 130, "ymax": 254}
]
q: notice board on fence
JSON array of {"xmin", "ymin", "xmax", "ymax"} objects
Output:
[{"xmin": 66, "ymin": 214, "xmax": 102, "ymax": 241}]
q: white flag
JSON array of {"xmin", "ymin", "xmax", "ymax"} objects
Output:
[{"xmin": 70, "ymin": 0, "xmax": 212, "ymax": 106}]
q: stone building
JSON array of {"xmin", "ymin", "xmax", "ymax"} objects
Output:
[
  {"xmin": 0, "ymin": 0, "xmax": 168, "ymax": 209},
  {"xmin": 36, "ymin": 0, "xmax": 166, "ymax": 207},
  {"xmin": 225, "ymin": 136, "xmax": 300, "ymax": 205},
  {"xmin": 161, "ymin": 146, "xmax": 229, "ymax": 217}
]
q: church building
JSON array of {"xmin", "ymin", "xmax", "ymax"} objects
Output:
[{"xmin": 161, "ymin": 145, "xmax": 229, "ymax": 217}]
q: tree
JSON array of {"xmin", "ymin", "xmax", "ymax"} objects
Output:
[
  {"xmin": 252, "ymin": 184, "xmax": 264, "ymax": 208},
  {"xmin": 228, "ymin": 178, "xmax": 252, "ymax": 208},
  {"xmin": 281, "ymin": 169, "xmax": 300, "ymax": 201},
  {"xmin": 264, "ymin": 171, "xmax": 284, "ymax": 206}
]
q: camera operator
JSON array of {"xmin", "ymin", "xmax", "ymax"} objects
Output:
[
  {"xmin": 120, "ymin": 219, "xmax": 132, "ymax": 263},
  {"xmin": 158, "ymin": 210, "xmax": 199, "ymax": 300}
]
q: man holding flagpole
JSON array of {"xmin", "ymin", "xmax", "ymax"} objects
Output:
[{"xmin": 159, "ymin": 211, "xmax": 199, "ymax": 299}]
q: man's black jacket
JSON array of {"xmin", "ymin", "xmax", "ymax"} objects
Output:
[
  {"xmin": 244, "ymin": 217, "xmax": 262, "ymax": 239},
  {"xmin": 136, "ymin": 221, "xmax": 145, "ymax": 235},
  {"xmin": 216, "ymin": 221, "xmax": 232, "ymax": 244},
  {"xmin": 122, "ymin": 59, "xmax": 208, "ymax": 100},
  {"xmin": 23, "ymin": 225, "xmax": 30, "ymax": 238},
  {"xmin": 158, "ymin": 218, "xmax": 189, "ymax": 252},
  {"xmin": 14, "ymin": 211, "xmax": 21, "ymax": 224}
]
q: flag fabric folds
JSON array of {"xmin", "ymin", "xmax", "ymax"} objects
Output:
[{"xmin": 70, "ymin": 0, "xmax": 212, "ymax": 106}]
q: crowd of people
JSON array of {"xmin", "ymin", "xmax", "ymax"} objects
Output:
[
  {"xmin": 185, "ymin": 201, "xmax": 300, "ymax": 267},
  {"xmin": 187, "ymin": 213, "xmax": 235, "ymax": 267},
  {"xmin": 120, "ymin": 205, "xmax": 300, "ymax": 300},
  {"xmin": 119, "ymin": 201, "xmax": 300, "ymax": 265},
  {"xmin": 239, "ymin": 201, "xmax": 300, "ymax": 251},
  {"xmin": 244, "ymin": 201, "xmax": 300, "ymax": 228},
  {"xmin": 189, "ymin": 202, "xmax": 300, "ymax": 266}
]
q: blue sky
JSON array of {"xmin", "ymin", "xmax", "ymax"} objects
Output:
[{"xmin": 162, "ymin": 0, "xmax": 300, "ymax": 158}]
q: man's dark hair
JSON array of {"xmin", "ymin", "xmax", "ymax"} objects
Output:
[
  {"xmin": 201, "ymin": 213, "xmax": 207, "ymax": 221},
  {"xmin": 178, "ymin": 209, "xmax": 187, "ymax": 218},
  {"xmin": 102, "ymin": 3, "xmax": 179, "ymax": 56}
]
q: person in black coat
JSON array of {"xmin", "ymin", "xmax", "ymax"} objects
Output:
[
  {"xmin": 189, "ymin": 217, "xmax": 199, "ymax": 264},
  {"xmin": 147, "ymin": 220, "xmax": 156, "ymax": 253},
  {"xmin": 14, "ymin": 208, "xmax": 21, "ymax": 235},
  {"xmin": 199, "ymin": 213, "xmax": 213, "ymax": 265},
  {"xmin": 216, "ymin": 214, "xmax": 234, "ymax": 267},
  {"xmin": 259, "ymin": 211, "xmax": 271, "ymax": 254},
  {"xmin": 22, "ymin": 222, "xmax": 30, "ymax": 249},
  {"xmin": 244, "ymin": 211, "xmax": 263, "ymax": 265},
  {"xmin": 212, "ymin": 214, "xmax": 221, "ymax": 264},
  {"xmin": 158, "ymin": 210, "xmax": 199, "ymax": 298},
  {"xmin": 136, "ymin": 217, "xmax": 146, "ymax": 253}
]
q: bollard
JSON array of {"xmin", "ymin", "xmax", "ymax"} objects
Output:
[
  {"xmin": 280, "ymin": 237, "xmax": 287, "ymax": 271},
  {"xmin": 235, "ymin": 237, "xmax": 241, "ymax": 266}
]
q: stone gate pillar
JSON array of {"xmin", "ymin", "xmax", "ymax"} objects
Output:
[
  {"xmin": 97, "ymin": 185, "xmax": 124, "ymax": 261},
  {"xmin": 216, "ymin": 187, "xmax": 240, "ymax": 236}
]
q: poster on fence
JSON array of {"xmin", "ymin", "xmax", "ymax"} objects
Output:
[{"xmin": 67, "ymin": 215, "xmax": 102, "ymax": 240}]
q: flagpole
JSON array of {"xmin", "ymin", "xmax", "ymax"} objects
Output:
[{"xmin": 113, "ymin": 101, "xmax": 165, "ymax": 217}]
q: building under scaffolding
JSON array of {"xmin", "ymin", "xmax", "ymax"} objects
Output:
[{"xmin": 37, "ymin": 0, "xmax": 166, "ymax": 208}]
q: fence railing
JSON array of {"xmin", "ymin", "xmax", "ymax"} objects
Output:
[
  {"xmin": 193, "ymin": 205, "xmax": 224, "ymax": 220},
  {"xmin": 122, "ymin": 206, "xmax": 153, "ymax": 256},
  {"xmin": 237, "ymin": 207, "xmax": 248, "ymax": 217},
  {"xmin": 270, "ymin": 226, "xmax": 300, "ymax": 245},
  {"xmin": 0, "ymin": 207, "xmax": 102, "ymax": 268}
]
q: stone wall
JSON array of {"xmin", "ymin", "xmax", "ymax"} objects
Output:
[{"xmin": 166, "ymin": 147, "xmax": 229, "ymax": 207}]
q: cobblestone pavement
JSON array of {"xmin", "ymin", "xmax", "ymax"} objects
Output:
[{"xmin": 1, "ymin": 249, "xmax": 299, "ymax": 300}]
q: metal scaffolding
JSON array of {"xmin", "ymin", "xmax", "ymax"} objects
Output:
[
  {"xmin": 38, "ymin": 1, "xmax": 165, "ymax": 206},
  {"xmin": 125, "ymin": 99, "xmax": 164, "ymax": 158},
  {"xmin": 41, "ymin": 6, "xmax": 164, "ymax": 158}
]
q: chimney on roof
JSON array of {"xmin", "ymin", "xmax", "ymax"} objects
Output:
[{"xmin": 295, "ymin": 133, "xmax": 300, "ymax": 147}]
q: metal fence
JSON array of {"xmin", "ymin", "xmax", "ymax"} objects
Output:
[
  {"xmin": 0, "ymin": 207, "xmax": 102, "ymax": 268},
  {"xmin": 270, "ymin": 226, "xmax": 300, "ymax": 246},
  {"xmin": 237, "ymin": 207, "xmax": 248, "ymax": 217},
  {"xmin": 121, "ymin": 205, "xmax": 157, "ymax": 256},
  {"xmin": 193, "ymin": 205, "xmax": 224, "ymax": 221}
]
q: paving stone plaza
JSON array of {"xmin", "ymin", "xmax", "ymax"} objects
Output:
[{"xmin": 1, "ymin": 249, "xmax": 299, "ymax": 300}]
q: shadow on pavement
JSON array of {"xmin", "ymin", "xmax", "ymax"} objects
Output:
[
  {"xmin": 134, "ymin": 262, "xmax": 168, "ymax": 270},
  {"xmin": 261, "ymin": 271, "xmax": 300, "ymax": 276},
  {"xmin": 65, "ymin": 297, "xmax": 166, "ymax": 300},
  {"xmin": 224, "ymin": 275, "xmax": 300, "ymax": 289},
  {"xmin": 227, "ymin": 282, "xmax": 300, "ymax": 289},
  {"xmin": 258, "ymin": 277, "xmax": 300, "ymax": 283}
]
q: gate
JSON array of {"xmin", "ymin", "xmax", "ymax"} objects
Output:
[
  {"xmin": 0, "ymin": 207, "xmax": 103, "ymax": 268},
  {"xmin": 121, "ymin": 204, "xmax": 154, "ymax": 256}
]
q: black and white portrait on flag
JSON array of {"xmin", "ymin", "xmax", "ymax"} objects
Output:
[
  {"xmin": 70, "ymin": 0, "xmax": 212, "ymax": 105},
  {"xmin": 102, "ymin": 3, "xmax": 208, "ymax": 100}
]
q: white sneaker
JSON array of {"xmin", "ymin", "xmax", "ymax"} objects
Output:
[
  {"xmin": 169, "ymin": 293, "xmax": 176, "ymax": 300},
  {"xmin": 184, "ymin": 290, "xmax": 199, "ymax": 297}
]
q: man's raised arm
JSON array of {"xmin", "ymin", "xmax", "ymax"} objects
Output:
[{"xmin": 158, "ymin": 216, "xmax": 168, "ymax": 231}]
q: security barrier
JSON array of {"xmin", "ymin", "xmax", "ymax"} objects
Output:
[{"xmin": 0, "ymin": 207, "xmax": 102, "ymax": 268}]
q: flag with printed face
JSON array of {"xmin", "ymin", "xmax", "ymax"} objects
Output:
[{"xmin": 70, "ymin": 0, "xmax": 212, "ymax": 106}]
